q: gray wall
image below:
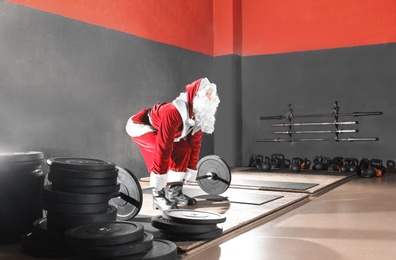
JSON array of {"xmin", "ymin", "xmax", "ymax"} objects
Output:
[
  {"xmin": 242, "ymin": 44, "xmax": 396, "ymax": 165},
  {"xmin": 0, "ymin": 3, "xmax": 214, "ymax": 178}
]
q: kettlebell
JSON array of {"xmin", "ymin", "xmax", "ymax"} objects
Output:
[
  {"xmin": 260, "ymin": 156, "xmax": 272, "ymax": 172},
  {"xmin": 291, "ymin": 157, "xmax": 302, "ymax": 173}
]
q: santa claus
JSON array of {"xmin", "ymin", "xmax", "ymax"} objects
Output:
[{"xmin": 126, "ymin": 78, "xmax": 220, "ymax": 211}]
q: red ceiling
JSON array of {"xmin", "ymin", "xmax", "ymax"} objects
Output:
[{"xmin": 9, "ymin": 0, "xmax": 396, "ymax": 56}]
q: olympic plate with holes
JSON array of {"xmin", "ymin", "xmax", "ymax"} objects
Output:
[
  {"xmin": 109, "ymin": 167, "xmax": 143, "ymax": 220},
  {"xmin": 65, "ymin": 221, "xmax": 144, "ymax": 247},
  {"xmin": 196, "ymin": 155, "xmax": 231, "ymax": 195},
  {"xmin": 151, "ymin": 215, "xmax": 218, "ymax": 234},
  {"xmin": 47, "ymin": 158, "xmax": 116, "ymax": 171},
  {"xmin": 162, "ymin": 209, "xmax": 226, "ymax": 225}
]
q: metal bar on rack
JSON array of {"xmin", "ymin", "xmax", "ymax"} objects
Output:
[
  {"xmin": 256, "ymin": 137, "xmax": 379, "ymax": 142},
  {"xmin": 270, "ymin": 121, "xmax": 358, "ymax": 127},
  {"xmin": 260, "ymin": 111, "xmax": 383, "ymax": 120},
  {"xmin": 274, "ymin": 129, "xmax": 358, "ymax": 134}
]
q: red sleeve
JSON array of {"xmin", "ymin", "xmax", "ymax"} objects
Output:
[
  {"xmin": 151, "ymin": 105, "xmax": 182, "ymax": 174},
  {"xmin": 187, "ymin": 130, "xmax": 202, "ymax": 170}
]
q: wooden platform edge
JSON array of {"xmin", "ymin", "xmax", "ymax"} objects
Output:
[{"xmin": 179, "ymin": 194, "xmax": 310, "ymax": 259}]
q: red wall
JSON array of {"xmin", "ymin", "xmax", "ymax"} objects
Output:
[{"xmin": 9, "ymin": 0, "xmax": 396, "ymax": 56}]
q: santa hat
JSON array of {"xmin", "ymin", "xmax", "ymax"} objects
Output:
[{"xmin": 185, "ymin": 78, "xmax": 211, "ymax": 119}]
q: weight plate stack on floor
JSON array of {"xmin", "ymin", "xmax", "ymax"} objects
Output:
[
  {"xmin": 64, "ymin": 221, "xmax": 177, "ymax": 259},
  {"xmin": 0, "ymin": 151, "xmax": 45, "ymax": 244},
  {"xmin": 42, "ymin": 157, "xmax": 120, "ymax": 232},
  {"xmin": 109, "ymin": 167, "xmax": 143, "ymax": 221},
  {"xmin": 152, "ymin": 209, "xmax": 226, "ymax": 241}
]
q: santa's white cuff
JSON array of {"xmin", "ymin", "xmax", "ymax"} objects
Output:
[
  {"xmin": 150, "ymin": 173, "xmax": 168, "ymax": 190},
  {"xmin": 184, "ymin": 168, "xmax": 197, "ymax": 182},
  {"xmin": 167, "ymin": 170, "xmax": 186, "ymax": 182}
]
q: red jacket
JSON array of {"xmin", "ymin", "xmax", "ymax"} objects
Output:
[{"xmin": 131, "ymin": 78, "xmax": 204, "ymax": 174}]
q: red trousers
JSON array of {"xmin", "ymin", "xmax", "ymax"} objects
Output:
[{"xmin": 132, "ymin": 132, "xmax": 192, "ymax": 174}]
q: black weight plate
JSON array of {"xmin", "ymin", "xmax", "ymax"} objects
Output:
[
  {"xmin": 40, "ymin": 198, "xmax": 109, "ymax": 214},
  {"xmin": 47, "ymin": 157, "xmax": 116, "ymax": 171},
  {"xmin": 197, "ymin": 155, "xmax": 231, "ymax": 195},
  {"xmin": 20, "ymin": 232, "xmax": 72, "ymax": 258},
  {"xmin": 41, "ymin": 184, "xmax": 111, "ymax": 204},
  {"xmin": 151, "ymin": 215, "xmax": 218, "ymax": 234},
  {"xmin": 31, "ymin": 218, "xmax": 65, "ymax": 243},
  {"xmin": 51, "ymin": 182, "xmax": 121, "ymax": 194},
  {"xmin": 109, "ymin": 167, "xmax": 143, "ymax": 220},
  {"xmin": 49, "ymin": 167, "xmax": 119, "ymax": 179},
  {"xmin": 48, "ymin": 172, "xmax": 118, "ymax": 186},
  {"xmin": 65, "ymin": 221, "xmax": 144, "ymax": 247},
  {"xmin": 47, "ymin": 205, "xmax": 117, "ymax": 228},
  {"xmin": 0, "ymin": 151, "xmax": 44, "ymax": 163},
  {"xmin": 167, "ymin": 227, "xmax": 223, "ymax": 241},
  {"xmin": 73, "ymin": 231, "xmax": 154, "ymax": 258},
  {"xmin": 163, "ymin": 209, "xmax": 226, "ymax": 225},
  {"xmin": 102, "ymin": 239, "xmax": 177, "ymax": 260}
]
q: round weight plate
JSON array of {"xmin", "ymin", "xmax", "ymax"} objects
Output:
[
  {"xmin": 49, "ymin": 167, "xmax": 119, "ymax": 179},
  {"xmin": 162, "ymin": 209, "xmax": 226, "ymax": 225},
  {"xmin": 196, "ymin": 155, "xmax": 231, "ymax": 195},
  {"xmin": 0, "ymin": 151, "xmax": 44, "ymax": 163},
  {"xmin": 48, "ymin": 172, "xmax": 118, "ymax": 186},
  {"xmin": 47, "ymin": 157, "xmax": 116, "ymax": 171},
  {"xmin": 51, "ymin": 182, "xmax": 121, "ymax": 194},
  {"xmin": 106, "ymin": 239, "xmax": 177, "ymax": 260},
  {"xmin": 109, "ymin": 167, "xmax": 143, "ymax": 220},
  {"xmin": 72, "ymin": 231, "xmax": 154, "ymax": 258},
  {"xmin": 40, "ymin": 198, "xmax": 109, "ymax": 214},
  {"xmin": 41, "ymin": 185, "xmax": 111, "ymax": 204},
  {"xmin": 167, "ymin": 227, "xmax": 223, "ymax": 241},
  {"xmin": 65, "ymin": 221, "xmax": 144, "ymax": 247},
  {"xmin": 47, "ymin": 205, "xmax": 117, "ymax": 228},
  {"xmin": 20, "ymin": 232, "xmax": 72, "ymax": 258},
  {"xmin": 32, "ymin": 218, "xmax": 65, "ymax": 243},
  {"xmin": 151, "ymin": 215, "xmax": 218, "ymax": 234}
]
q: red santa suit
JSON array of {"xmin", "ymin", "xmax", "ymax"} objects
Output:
[{"xmin": 126, "ymin": 78, "xmax": 212, "ymax": 190}]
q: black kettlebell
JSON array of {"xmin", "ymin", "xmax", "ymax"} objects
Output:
[
  {"xmin": 260, "ymin": 156, "xmax": 272, "ymax": 172},
  {"xmin": 361, "ymin": 166, "xmax": 376, "ymax": 178},
  {"xmin": 312, "ymin": 156, "xmax": 325, "ymax": 171},
  {"xmin": 340, "ymin": 160, "xmax": 349, "ymax": 172},
  {"xmin": 291, "ymin": 157, "xmax": 302, "ymax": 173},
  {"xmin": 348, "ymin": 158, "xmax": 359, "ymax": 172}
]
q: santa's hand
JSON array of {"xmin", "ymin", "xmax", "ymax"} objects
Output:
[
  {"xmin": 150, "ymin": 172, "xmax": 168, "ymax": 190},
  {"xmin": 184, "ymin": 168, "xmax": 197, "ymax": 183}
]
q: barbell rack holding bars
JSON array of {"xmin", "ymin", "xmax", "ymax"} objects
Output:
[{"xmin": 258, "ymin": 101, "xmax": 382, "ymax": 143}]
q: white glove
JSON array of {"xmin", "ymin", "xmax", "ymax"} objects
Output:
[
  {"xmin": 150, "ymin": 172, "xmax": 168, "ymax": 191},
  {"xmin": 184, "ymin": 168, "xmax": 197, "ymax": 183}
]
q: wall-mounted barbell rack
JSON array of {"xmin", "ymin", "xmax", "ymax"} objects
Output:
[{"xmin": 257, "ymin": 101, "xmax": 383, "ymax": 143}]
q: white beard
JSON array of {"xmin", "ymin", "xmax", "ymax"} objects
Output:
[{"xmin": 193, "ymin": 91, "xmax": 220, "ymax": 134}]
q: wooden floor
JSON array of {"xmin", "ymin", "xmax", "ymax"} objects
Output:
[
  {"xmin": 185, "ymin": 172, "xmax": 396, "ymax": 260},
  {"xmin": 1, "ymin": 169, "xmax": 393, "ymax": 260}
]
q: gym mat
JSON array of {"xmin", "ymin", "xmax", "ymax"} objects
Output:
[
  {"xmin": 241, "ymin": 167, "xmax": 350, "ymax": 176},
  {"xmin": 231, "ymin": 179, "xmax": 319, "ymax": 191},
  {"xmin": 194, "ymin": 192, "xmax": 283, "ymax": 206}
]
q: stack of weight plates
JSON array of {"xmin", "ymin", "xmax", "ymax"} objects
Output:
[
  {"xmin": 152, "ymin": 209, "xmax": 226, "ymax": 241},
  {"xmin": 0, "ymin": 151, "xmax": 44, "ymax": 244},
  {"xmin": 65, "ymin": 221, "xmax": 178, "ymax": 259},
  {"xmin": 22, "ymin": 158, "xmax": 120, "ymax": 258}
]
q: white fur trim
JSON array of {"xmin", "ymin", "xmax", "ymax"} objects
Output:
[
  {"xmin": 171, "ymin": 99, "xmax": 197, "ymax": 141},
  {"xmin": 150, "ymin": 173, "xmax": 168, "ymax": 190},
  {"xmin": 199, "ymin": 77, "xmax": 211, "ymax": 89},
  {"xmin": 167, "ymin": 170, "xmax": 186, "ymax": 182},
  {"xmin": 184, "ymin": 168, "xmax": 197, "ymax": 182},
  {"xmin": 126, "ymin": 117, "xmax": 156, "ymax": 137}
]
